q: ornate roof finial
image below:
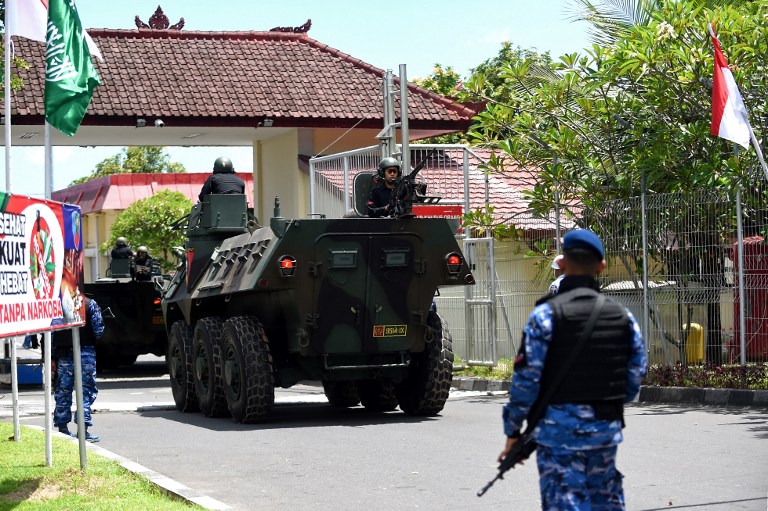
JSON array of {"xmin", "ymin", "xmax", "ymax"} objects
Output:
[
  {"xmin": 135, "ymin": 6, "xmax": 185, "ymax": 30},
  {"xmin": 269, "ymin": 19, "xmax": 311, "ymax": 34}
]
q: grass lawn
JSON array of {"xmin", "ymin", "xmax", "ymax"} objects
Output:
[{"xmin": 0, "ymin": 422, "xmax": 200, "ymax": 510}]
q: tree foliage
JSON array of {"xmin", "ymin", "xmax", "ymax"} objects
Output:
[
  {"xmin": 1, "ymin": 1, "xmax": 33, "ymax": 99},
  {"xmin": 101, "ymin": 189, "xmax": 192, "ymax": 270},
  {"xmin": 70, "ymin": 146, "xmax": 186, "ymax": 186},
  {"xmin": 462, "ymin": 0, "xmax": 766, "ymax": 220}
]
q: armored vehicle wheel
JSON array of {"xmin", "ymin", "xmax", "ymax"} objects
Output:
[
  {"xmin": 192, "ymin": 317, "xmax": 230, "ymax": 418},
  {"xmin": 395, "ymin": 312, "xmax": 454, "ymax": 415},
  {"xmin": 359, "ymin": 380, "xmax": 399, "ymax": 412},
  {"xmin": 220, "ymin": 316, "xmax": 275, "ymax": 423},
  {"xmin": 322, "ymin": 381, "xmax": 360, "ymax": 408},
  {"xmin": 168, "ymin": 321, "xmax": 198, "ymax": 412}
]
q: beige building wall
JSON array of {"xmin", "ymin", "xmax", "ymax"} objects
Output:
[
  {"xmin": 81, "ymin": 210, "xmax": 120, "ymax": 281},
  {"xmin": 255, "ymin": 130, "xmax": 307, "ymax": 221}
]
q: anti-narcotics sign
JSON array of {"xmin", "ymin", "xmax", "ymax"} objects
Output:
[{"xmin": 0, "ymin": 192, "xmax": 85, "ymax": 337}]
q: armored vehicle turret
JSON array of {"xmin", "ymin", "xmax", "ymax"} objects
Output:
[{"xmin": 162, "ymin": 191, "xmax": 474, "ymax": 423}]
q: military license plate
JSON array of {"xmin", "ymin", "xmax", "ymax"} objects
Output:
[{"xmin": 372, "ymin": 325, "xmax": 407, "ymax": 337}]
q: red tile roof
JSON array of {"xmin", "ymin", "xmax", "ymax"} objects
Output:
[
  {"xmin": 8, "ymin": 30, "xmax": 477, "ymax": 131},
  {"xmin": 51, "ymin": 172, "xmax": 254, "ymax": 214}
]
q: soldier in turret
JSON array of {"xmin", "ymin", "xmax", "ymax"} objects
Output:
[
  {"xmin": 110, "ymin": 237, "xmax": 133, "ymax": 259},
  {"xmin": 198, "ymin": 156, "xmax": 245, "ymax": 202},
  {"xmin": 131, "ymin": 246, "xmax": 154, "ymax": 281},
  {"xmin": 366, "ymin": 157, "xmax": 401, "ymax": 217}
]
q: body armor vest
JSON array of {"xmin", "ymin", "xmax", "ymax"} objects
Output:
[
  {"xmin": 54, "ymin": 300, "xmax": 96, "ymax": 349},
  {"xmin": 539, "ymin": 285, "xmax": 632, "ymax": 413}
]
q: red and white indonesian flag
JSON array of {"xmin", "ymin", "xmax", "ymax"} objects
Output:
[
  {"xmin": 710, "ymin": 29, "xmax": 750, "ymax": 149},
  {"xmin": 5, "ymin": 0, "xmax": 103, "ymax": 61},
  {"xmin": 6, "ymin": 0, "xmax": 49, "ymax": 42}
]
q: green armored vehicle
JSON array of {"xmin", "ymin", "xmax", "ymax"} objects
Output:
[
  {"xmin": 84, "ymin": 258, "xmax": 166, "ymax": 368},
  {"xmin": 162, "ymin": 186, "xmax": 474, "ymax": 423}
]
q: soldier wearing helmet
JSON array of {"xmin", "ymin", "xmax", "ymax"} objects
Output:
[
  {"xmin": 131, "ymin": 246, "xmax": 154, "ymax": 281},
  {"xmin": 366, "ymin": 156, "xmax": 401, "ymax": 217},
  {"xmin": 110, "ymin": 236, "xmax": 134, "ymax": 259},
  {"xmin": 198, "ymin": 156, "xmax": 246, "ymax": 202}
]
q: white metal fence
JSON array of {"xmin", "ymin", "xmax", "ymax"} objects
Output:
[{"xmin": 310, "ymin": 145, "xmax": 768, "ymax": 368}]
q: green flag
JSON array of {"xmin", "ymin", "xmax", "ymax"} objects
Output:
[{"xmin": 44, "ymin": 0, "xmax": 101, "ymax": 136}]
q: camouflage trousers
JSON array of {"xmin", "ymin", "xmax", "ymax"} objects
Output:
[
  {"xmin": 536, "ymin": 445, "xmax": 624, "ymax": 511},
  {"xmin": 54, "ymin": 346, "xmax": 98, "ymax": 428}
]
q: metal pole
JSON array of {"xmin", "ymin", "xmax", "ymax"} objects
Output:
[
  {"xmin": 45, "ymin": 123, "xmax": 52, "ymax": 199},
  {"xmin": 10, "ymin": 337, "xmax": 20, "ymax": 441},
  {"xmin": 386, "ymin": 71, "xmax": 397, "ymax": 157},
  {"xmin": 489, "ymin": 236, "xmax": 497, "ymax": 364},
  {"xmin": 464, "ymin": 148, "xmax": 472, "ymax": 216},
  {"xmin": 381, "ymin": 72, "xmax": 390, "ymax": 157},
  {"xmin": 4, "ymin": 7, "xmax": 12, "ymax": 192},
  {"xmin": 553, "ymin": 154, "xmax": 561, "ymax": 253},
  {"xmin": 72, "ymin": 328, "xmax": 88, "ymax": 469},
  {"xmin": 44, "ymin": 331, "xmax": 53, "ymax": 466},
  {"xmin": 398, "ymin": 64, "xmax": 410, "ymax": 173},
  {"xmin": 309, "ymin": 159, "xmax": 316, "ymax": 215},
  {"xmin": 735, "ymin": 187, "xmax": 747, "ymax": 367},
  {"xmin": 641, "ymin": 171, "xmax": 650, "ymax": 354},
  {"xmin": 93, "ymin": 215, "xmax": 100, "ymax": 279},
  {"xmin": 342, "ymin": 157, "xmax": 351, "ymax": 212}
]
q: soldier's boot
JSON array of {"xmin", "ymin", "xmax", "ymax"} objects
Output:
[
  {"xmin": 57, "ymin": 425, "xmax": 75, "ymax": 437},
  {"xmin": 85, "ymin": 430, "xmax": 100, "ymax": 443}
]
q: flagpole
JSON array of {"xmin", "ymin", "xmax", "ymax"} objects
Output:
[
  {"xmin": 45, "ymin": 122, "xmax": 52, "ymax": 199},
  {"xmin": 4, "ymin": 10, "xmax": 12, "ymax": 192},
  {"xmin": 747, "ymin": 125, "xmax": 768, "ymax": 182}
]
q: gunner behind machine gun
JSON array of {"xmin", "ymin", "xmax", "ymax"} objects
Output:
[{"xmin": 387, "ymin": 149, "xmax": 440, "ymax": 218}]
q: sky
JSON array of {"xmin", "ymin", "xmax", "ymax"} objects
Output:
[{"xmin": 4, "ymin": 0, "xmax": 593, "ymax": 198}]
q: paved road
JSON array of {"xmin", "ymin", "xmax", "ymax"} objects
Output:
[{"xmin": 3, "ymin": 356, "xmax": 767, "ymax": 510}]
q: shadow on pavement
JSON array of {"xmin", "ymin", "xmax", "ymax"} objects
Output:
[{"xmin": 136, "ymin": 401, "xmax": 440, "ymax": 432}]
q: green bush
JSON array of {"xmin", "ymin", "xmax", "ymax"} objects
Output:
[
  {"xmin": 454, "ymin": 358, "xmax": 768, "ymax": 390},
  {"xmin": 643, "ymin": 363, "xmax": 768, "ymax": 390}
]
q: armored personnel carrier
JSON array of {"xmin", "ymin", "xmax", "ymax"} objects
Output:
[
  {"xmin": 83, "ymin": 258, "xmax": 166, "ymax": 368},
  {"xmin": 162, "ymin": 189, "xmax": 474, "ymax": 423}
]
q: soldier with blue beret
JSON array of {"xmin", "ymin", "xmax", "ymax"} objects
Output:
[{"xmin": 499, "ymin": 229, "xmax": 647, "ymax": 510}]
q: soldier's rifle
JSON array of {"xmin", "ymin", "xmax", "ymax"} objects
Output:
[{"xmin": 390, "ymin": 148, "xmax": 438, "ymax": 218}]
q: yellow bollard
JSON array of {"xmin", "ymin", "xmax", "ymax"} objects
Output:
[{"xmin": 683, "ymin": 323, "xmax": 705, "ymax": 363}]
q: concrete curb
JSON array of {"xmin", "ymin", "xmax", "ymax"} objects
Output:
[
  {"xmin": 451, "ymin": 378, "xmax": 768, "ymax": 408},
  {"xmin": 638, "ymin": 386, "xmax": 768, "ymax": 408},
  {"xmin": 25, "ymin": 425, "xmax": 232, "ymax": 510}
]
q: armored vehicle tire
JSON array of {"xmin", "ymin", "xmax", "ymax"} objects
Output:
[
  {"xmin": 220, "ymin": 316, "xmax": 275, "ymax": 423},
  {"xmin": 322, "ymin": 381, "xmax": 361, "ymax": 408},
  {"xmin": 358, "ymin": 380, "xmax": 399, "ymax": 412},
  {"xmin": 395, "ymin": 312, "xmax": 454, "ymax": 416},
  {"xmin": 192, "ymin": 317, "xmax": 230, "ymax": 418},
  {"xmin": 168, "ymin": 321, "xmax": 199, "ymax": 412}
]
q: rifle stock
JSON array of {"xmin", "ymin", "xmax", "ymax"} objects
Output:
[{"xmin": 476, "ymin": 435, "xmax": 537, "ymax": 497}]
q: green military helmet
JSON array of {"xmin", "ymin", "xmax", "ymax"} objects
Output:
[
  {"xmin": 213, "ymin": 156, "xmax": 235, "ymax": 174},
  {"xmin": 378, "ymin": 156, "xmax": 401, "ymax": 178}
]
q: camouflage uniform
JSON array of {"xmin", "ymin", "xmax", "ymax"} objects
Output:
[
  {"xmin": 502, "ymin": 293, "xmax": 647, "ymax": 510},
  {"xmin": 54, "ymin": 299, "xmax": 105, "ymax": 430},
  {"xmin": 54, "ymin": 346, "xmax": 99, "ymax": 428}
]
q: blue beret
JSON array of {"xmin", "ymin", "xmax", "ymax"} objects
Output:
[{"xmin": 562, "ymin": 229, "xmax": 605, "ymax": 259}]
